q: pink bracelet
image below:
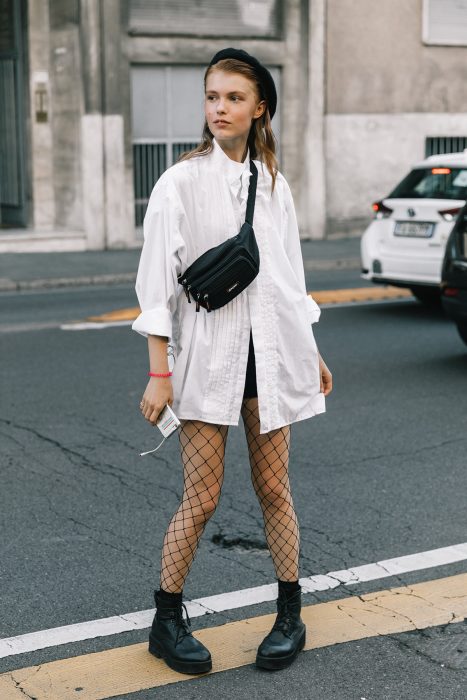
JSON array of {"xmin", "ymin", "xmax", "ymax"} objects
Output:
[{"xmin": 148, "ymin": 371, "xmax": 172, "ymax": 378}]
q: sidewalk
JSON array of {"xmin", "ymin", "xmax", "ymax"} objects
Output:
[{"xmin": 0, "ymin": 236, "xmax": 361, "ymax": 292}]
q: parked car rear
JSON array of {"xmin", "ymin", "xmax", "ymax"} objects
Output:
[{"xmin": 361, "ymin": 150, "xmax": 467, "ymax": 304}]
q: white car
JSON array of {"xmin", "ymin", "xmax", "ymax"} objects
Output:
[{"xmin": 361, "ymin": 150, "xmax": 467, "ymax": 303}]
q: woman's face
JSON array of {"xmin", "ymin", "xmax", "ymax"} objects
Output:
[{"xmin": 205, "ymin": 69, "xmax": 265, "ymax": 144}]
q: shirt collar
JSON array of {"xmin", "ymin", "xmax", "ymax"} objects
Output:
[
  {"xmin": 211, "ymin": 137, "xmax": 250, "ymax": 181},
  {"xmin": 211, "ymin": 138, "xmax": 252, "ymax": 204}
]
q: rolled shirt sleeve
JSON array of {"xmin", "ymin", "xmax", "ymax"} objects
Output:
[
  {"xmin": 282, "ymin": 178, "xmax": 321, "ymax": 325},
  {"xmin": 132, "ymin": 172, "xmax": 188, "ymax": 341}
]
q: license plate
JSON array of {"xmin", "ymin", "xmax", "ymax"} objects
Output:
[{"xmin": 393, "ymin": 221, "xmax": 434, "ymax": 238}]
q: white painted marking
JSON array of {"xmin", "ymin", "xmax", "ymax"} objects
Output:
[
  {"xmin": 1, "ymin": 542, "xmax": 467, "ymax": 659},
  {"xmin": 60, "ymin": 320, "xmax": 133, "ymax": 330}
]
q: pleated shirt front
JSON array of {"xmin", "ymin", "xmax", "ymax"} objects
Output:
[{"xmin": 132, "ymin": 138, "xmax": 325, "ymax": 434}]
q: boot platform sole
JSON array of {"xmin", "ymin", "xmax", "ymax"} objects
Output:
[
  {"xmin": 149, "ymin": 635, "xmax": 212, "ymax": 675},
  {"xmin": 255, "ymin": 629, "xmax": 306, "ymax": 671}
]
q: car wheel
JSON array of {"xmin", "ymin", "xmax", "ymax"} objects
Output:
[
  {"xmin": 409, "ymin": 286, "xmax": 442, "ymax": 306},
  {"xmin": 456, "ymin": 321, "xmax": 467, "ymax": 346}
]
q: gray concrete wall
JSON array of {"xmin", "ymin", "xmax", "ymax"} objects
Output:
[
  {"xmin": 49, "ymin": 1, "xmax": 83, "ymax": 231},
  {"xmin": 17, "ymin": 0, "xmax": 326, "ymax": 248},
  {"xmin": 15, "ymin": 0, "xmax": 136, "ymax": 251},
  {"xmin": 324, "ymin": 0, "xmax": 467, "ymax": 236},
  {"xmin": 326, "ymin": 0, "xmax": 467, "ymax": 114},
  {"xmin": 27, "ymin": 0, "xmax": 55, "ymax": 230},
  {"xmin": 80, "ymin": 0, "xmax": 135, "ymax": 250}
]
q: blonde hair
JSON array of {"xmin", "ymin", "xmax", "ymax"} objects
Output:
[{"xmin": 178, "ymin": 58, "xmax": 278, "ymax": 192}]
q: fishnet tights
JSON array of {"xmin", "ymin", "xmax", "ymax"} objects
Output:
[
  {"xmin": 159, "ymin": 400, "xmax": 299, "ymax": 592},
  {"xmin": 241, "ymin": 398, "xmax": 299, "ymax": 582},
  {"xmin": 159, "ymin": 420, "xmax": 229, "ymax": 593}
]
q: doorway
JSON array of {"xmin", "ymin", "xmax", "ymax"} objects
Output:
[{"xmin": 0, "ymin": 0, "xmax": 28, "ymax": 227}]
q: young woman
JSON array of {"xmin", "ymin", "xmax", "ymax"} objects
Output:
[{"xmin": 133, "ymin": 48, "xmax": 332, "ymax": 675}]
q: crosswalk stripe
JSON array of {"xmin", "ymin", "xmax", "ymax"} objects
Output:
[
  {"xmin": 1, "ymin": 573, "xmax": 466, "ymax": 699},
  {"xmin": 2, "ymin": 542, "xmax": 467, "ymax": 660}
]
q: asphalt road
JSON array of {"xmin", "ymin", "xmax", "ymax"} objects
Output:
[{"xmin": 1, "ymin": 278, "xmax": 467, "ymax": 699}]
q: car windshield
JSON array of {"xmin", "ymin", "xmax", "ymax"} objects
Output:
[{"xmin": 389, "ymin": 167, "xmax": 467, "ymax": 200}]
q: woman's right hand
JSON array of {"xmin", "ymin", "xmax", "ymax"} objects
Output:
[{"xmin": 140, "ymin": 377, "xmax": 174, "ymax": 425}]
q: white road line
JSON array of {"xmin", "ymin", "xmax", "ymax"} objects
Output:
[
  {"xmin": 1, "ymin": 542, "xmax": 467, "ymax": 659},
  {"xmin": 60, "ymin": 320, "xmax": 134, "ymax": 330}
]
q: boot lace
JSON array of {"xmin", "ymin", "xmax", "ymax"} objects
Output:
[
  {"xmin": 173, "ymin": 602, "xmax": 193, "ymax": 647},
  {"xmin": 272, "ymin": 614, "xmax": 292, "ymax": 637},
  {"xmin": 272, "ymin": 590, "xmax": 300, "ymax": 638}
]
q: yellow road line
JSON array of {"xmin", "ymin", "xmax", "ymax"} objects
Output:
[
  {"xmin": 1, "ymin": 573, "xmax": 466, "ymax": 700},
  {"xmin": 310, "ymin": 287, "xmax": 412, "ymax": 304},
  {"xmin": 86, "ymin": 307, "xmax": 140, "ymax": 322},
  {"xmin": 85, "ymin": 286, "xmax": 412, "ymax": 323}
]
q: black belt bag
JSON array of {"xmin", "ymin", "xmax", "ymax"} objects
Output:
[{"xmin": 178, "ymin": 159, "xmax": 260, "ymax": 312}]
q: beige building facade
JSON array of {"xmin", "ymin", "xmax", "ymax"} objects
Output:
[
  {"xmin": 325, "ymin": 0, "xmax": 467, "ymax": 235},
  {"xmin": 0, "ymin": 0, "xmax": 466, "ymax": 252}
]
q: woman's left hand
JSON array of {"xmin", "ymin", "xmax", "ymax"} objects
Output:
[{"xmin": 318, "ymin": 353, "xmax": 333, "ymax": 396}]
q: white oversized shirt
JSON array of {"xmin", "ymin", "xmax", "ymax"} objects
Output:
[{"xmin": 132, "ymin": 138, "xmax": 325, "ymax": 434}]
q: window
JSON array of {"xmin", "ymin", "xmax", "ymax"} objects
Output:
[
  {"xmin": 389, "ymin": 168, "xmax": 467, "ymax": 201},
  {"xmin": 129, "ymin": 0, "xmax": 282, "ymax": 38},
  {"xmin": 425, "ymin": 137, "xmax": 467, "ymax": 157},
  {"xmin": 423, "ymin": 0, "xmax": 467, "ymax": 46},
  {"xmin": 131, "ymin": 64, "xmax": 281, "ymax": 227}
]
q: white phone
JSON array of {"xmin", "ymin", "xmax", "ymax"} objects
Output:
[
  {"xmin": 140, "ymin": 404, "xmax": 180, "ymax": 456},
  {"xmin": 156, "ymin": 404, "xmax": 180, "ymax": 438}
]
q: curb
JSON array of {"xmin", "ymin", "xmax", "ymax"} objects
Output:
[
  {"xmin": 0, "ymin": 272, "xmax": 136, "ymax": 293},
  {"xmin": 0, "ymin": 259, "xmax": 361, "ymax": 293}
]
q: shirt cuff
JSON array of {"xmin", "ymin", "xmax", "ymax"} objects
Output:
[
  {"xmin": 131, "ymin": 306, "xmax": 172, "ymax": 340},
  {"xmin": 306, "ymin": 294, "xmax": 321, "ymax": 324}
]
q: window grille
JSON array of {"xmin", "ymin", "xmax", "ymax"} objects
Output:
[
  {"xmin": 133, "ymin": 142, "xmax": 198, "ymax": 226},
  {"xmin": 129, "ymin": 0, "xmax": 282, "ymax": 38},
  {"xmin": 131, "ymin": 64, "xmax": 280, "ymax": 228},
  {"xmin": 425, "ymin": 137, "xmax": 467, "ymax": 158}
]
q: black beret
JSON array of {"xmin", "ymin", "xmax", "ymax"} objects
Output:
[{"xmin": 208, "ymin": 48, "xmax": 277, "ymax": 119}]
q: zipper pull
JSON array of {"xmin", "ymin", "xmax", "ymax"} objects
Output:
[
  {"xmin": 204, "ymin": 293, "xmax": 211, "ymax": 312},
  {"xmin": 184, "ymin": 285, "xmax": 191, "ymax": 303},
  {"xmin": 196, "ymin": 292, "xmax": 201, "ymax": 312}
]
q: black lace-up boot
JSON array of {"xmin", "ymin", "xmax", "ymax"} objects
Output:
[
  {"xmin": 256, "ymin": 585, "xmax": 306, "ymax": 670},
  {"xmin": 149, "ymin": 590, "xmax": 212, "ymax": 675}
]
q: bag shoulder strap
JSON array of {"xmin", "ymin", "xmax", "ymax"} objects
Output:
[{"xmin": 245, "ymin": 159, "xmax": 258, "ymax": 226}]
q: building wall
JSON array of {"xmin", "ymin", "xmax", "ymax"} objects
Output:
[
  {"xmin": 48, "ymin": 1, "xmax": 83, "ymax": 231},
  {"xmin": 6, "ymin": 0, "xmax": 316, "ymax": 250},
  {"xmin": 125, "ymin": 0, "xmax": 313, "ymax": 236},
  {"xmin": 324, "ymin": 0, "xmax": 467, "ymax": 235},
  {"xmin": 8, "ymin": 0, "xmax": 467, "ymax": 250},
  {"xmin": 327, "ymin": 0, "xmax": 467, "ymax": 115},
  {"xmin": 1, "ymin": 0, "xmax": 136, "ymax": 252}
]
